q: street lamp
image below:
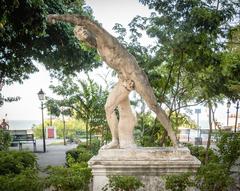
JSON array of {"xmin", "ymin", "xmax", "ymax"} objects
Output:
[
  {"xmin": 227, "ymin": 100, "xmax": 231, "ymax": 127},
  {"xmin": 38, "ymin": 89, "xmax": 46, "ymax": 152}
]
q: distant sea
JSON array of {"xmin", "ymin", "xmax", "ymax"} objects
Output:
[
  {"xmin": 6, "ymin": 119, "xmax": 210, "ymax": 131},
  {"xmin": 8, "ymin": 120, "xmax": 41, "ymax": 130}
]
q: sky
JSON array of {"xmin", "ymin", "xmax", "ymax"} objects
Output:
[{"xmin": 0, "ymin": 0, "xmax": 238, "ymax": 128}]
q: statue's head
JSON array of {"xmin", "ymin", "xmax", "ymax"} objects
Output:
[{"xmin": 74, "ymin": 26, "xmax": 97, "ymax": 48}]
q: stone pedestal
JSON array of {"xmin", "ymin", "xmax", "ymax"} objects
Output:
[{"xmin": 88, "ymin": 147, "xmax": 201, "ymax": 191}]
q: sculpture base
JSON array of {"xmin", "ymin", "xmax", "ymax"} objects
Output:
[{"xmin": 88, "ymin": 147, "xmax": 201, "ymax": 191}]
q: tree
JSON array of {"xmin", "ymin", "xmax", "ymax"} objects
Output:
[
  {"xmin": 111, "ymin": 0, "xmax": 240, "ymax": 145},
  {"xmin": 48, "ymin": 76, "xmax": 108, "ymax": 146},
  {"xmin": 138, "ymin": 0, "xmax": 240, "ymax": 98},
  {"xmin": 0, "ymin": 0, "xmax": 100, "ymax": 105},
  {"xmin": 221, "ymin": 24, "xmax": 240, "ymax": 101}
]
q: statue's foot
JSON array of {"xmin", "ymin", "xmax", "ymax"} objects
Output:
[{"xmin": 101, "ymin": 141, "xmax": 119, "ymax": 150}]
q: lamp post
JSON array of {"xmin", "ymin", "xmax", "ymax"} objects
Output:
[
  {"xmin": 38, "ymin": 89, "xmax": 46, "ymax": 152},
  {"xmin": 227, "ymin": 100, "xmax": 231, "ymax": 127}
]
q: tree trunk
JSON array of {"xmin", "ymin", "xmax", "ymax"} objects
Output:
[
  {"xmin": 159, "ymin": 129, "xmax": 167, "ymax": 146},
  {"xmin": 86, "ymin": 120, "xmax": 89, "ymax": 146},
  {"xmin": 89, "ymin": 126, "xmax": 92, "ymax": 146},
  {"xmin": 205, "ymin": 102, "xmax": 212, "ymax": 164},
  {"xmin": 47, "ymin": 14, "xmax": 178, "ymax": 146},
  {"xmin": 62, "ymin": 114, "xmax": 66, "ymax": 145}
]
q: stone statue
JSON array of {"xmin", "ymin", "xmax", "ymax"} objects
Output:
[
  {"xmin": 103, "ymin": 78, "xmax": 137, "ymax": 149},
  {"xmin": 47, "ymin": 14, "xmax": 178, "ymax": 148}
]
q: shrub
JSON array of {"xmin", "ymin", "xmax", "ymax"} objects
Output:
[
  {"xmin": 217, "ymin": 132, "xmax": 240, "ymax": 169},
  {"xmin": 0, "ymin": 168, "xmax": 43, "ymax": 191},
  {"xmin": 89, "ymin": 138, "xmax": 101, "ymax": 155},
  {"xmin": 66, "ymin": 147, "xmax": 93, "ymax": 166},
  {"xmin": 102, "ymin": 175, "xmax": 144, "ymax": 191},
  {"xmin": 187, "ymin": 143, "xmax": 219, "ymax": 164},
  {"xmin": 77, "ymin": 138, "xmax": 101, "ymax": 155},
  {"xmin": 0, "ymin": 129, "xmax": 11, "ymax": 151},
  {"xmin": 196, "ymin": 163, "xmax": 233, "ymax": 191},
  {"xmin": 77, "ymin": 142, "xmax": 88, "ymax": 149},
  {"xmin": 140, "ymin": 135, "xmax": 158, "ymax": 147},
  {"xmin": 45, "ymin": 163, "xmax": 92, "ymax": 191},
  {"xmin": 0, "ymin": 151, "xmax": 37, "ymax": 175},
  {"xmin": 165, "ymin": 173, "xmax": 194, "ymax": 191}
]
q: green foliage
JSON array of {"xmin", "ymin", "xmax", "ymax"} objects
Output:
[
  {"xmin": 196, "ymin": 163, "xmax": 233, "ymax": 191},
  {"xmin": 0, "ymin": 129, "xmax": 11, "ymax": 150},
  {"xmin": 66, "ymin": 147, "xmax": 93, "ymax": 166},
  {"xmin": 0, "ymin": 0, "xmax": 99, "ymax": 107},
  {"xmin": 165, "ymin": 163, "xmax": 233, "ymax": 191},
  {"xmin": 102, "ymin": 175, "xmax": 144, "ymax": 191},
  {"xmin": 48, "ymin": 76, "xmax": 108, "ymax": 146},
  {"xmin": 135, "ymin": 113, "xmax": 163, "ymax": 146},
  {"xmin": 181, "ymin": 132, "xmax": 240, "ymax": 190},
  {"xmin": 0, "ymin": 151, "xmax": 37, "ymax": 175},
  {"xmin": 33, "ymin": 118, "xmax": 86, "ymax": 139},
  {"xmin": 113, "ymin": 0, "xmax": 240, "ymax": 147},
  {"xmin": 165, "ymin": 173, "xmax": 194, "ymax": 191},
  {"xmin": 114, "ymin": 1, "xmax": 240, "ymax": 146},
  {"xmin": 0, "ymin": 168, "xmax": 43, "ymax": 191},
  {"xmin": 0, "ymin": 0, "xmax": 46, "ymax": 84},
  {"xmin": 135, "ymin": 112, "xmax": 184, "ymax": 147},
  {"xmin": 187, "ymin": 144, "xmax": 219, "ymax": 164},
  {"xmin": 135, "ymin": 111, "xmax": 195, "ymax": 147},
  {"xmin": 187, "ymin": 132, "xmax": 240, "ymax": 169},
  {"xmin": 45, "ymin": 164, "xmax": 92, "ymax": 191},
  {"xmin": 76, "ymin": 138, "xmax": 101, "ymax": 155},
  {"xmin": 0, "ymin": 151, "xmax": 41, "ymax": 190},
  {"xmin": 91, "ymin": 138, "xmax": 101, "ymax": 154},
  {"xmin": 217, "ymin": 132, "xmax": 240, "ymax": 169}
]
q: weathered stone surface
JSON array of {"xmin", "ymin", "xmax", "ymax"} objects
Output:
[{"xmin": 89, "ymin": 147, "xmax": 201, "ymax": 191}]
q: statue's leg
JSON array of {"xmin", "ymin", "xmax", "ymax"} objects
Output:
[
  {"xmin": 103, "ymin": 82, "xmax": 131, "ymax": 149},
  {"xmin": 133, "ymin": 79, "xmax": 178, "ymax": 147},
  {"xmin": 103, "ymin": 87, "xmax": 119, "ymax": 149},
  {"xmin": 118, "ymin": 97, "xmax": 137, "ymax": 149}
]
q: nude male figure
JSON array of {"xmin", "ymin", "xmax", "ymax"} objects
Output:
[{"xmin": 47, "ymin": 15, "xmax": 178, "ymax": 148}]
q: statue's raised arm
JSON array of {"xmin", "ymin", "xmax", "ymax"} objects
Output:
[{"xmin": 47, "ymin": 14, "xmax": 178, "ymax": 148}]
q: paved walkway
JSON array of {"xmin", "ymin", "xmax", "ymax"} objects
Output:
[
  {"xmin": 10, "ymin": 139, "xmax": 78, "ymax": 169},
  {"xmin": 36, "ymin": 143, "xmax": 77, "ymax": 169}
]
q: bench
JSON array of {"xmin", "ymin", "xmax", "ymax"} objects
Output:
[{"xmin": 11, "ymin": 133, "xmax": 36, "ymax": 152}]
